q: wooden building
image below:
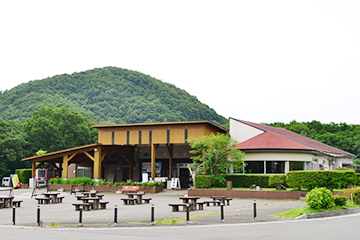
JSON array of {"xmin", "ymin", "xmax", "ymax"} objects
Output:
[{"xmin": 22, "ymin": 121, "xmax": 227, "ymax": 186}]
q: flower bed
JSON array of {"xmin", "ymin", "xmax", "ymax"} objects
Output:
[{"xmin": 49, "ymin": 184, "xmax": 163, "ymax": 193}]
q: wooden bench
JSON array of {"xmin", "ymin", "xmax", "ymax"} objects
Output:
[
  {"xmin": 225, "ymin": 198, "xmax": 232, "ymax": 205},
  {"xmin": 204, "ymin": 200, "xmax": 221, "ymax": 206},
  {"xmin": 35, "ymin": 197, "xmax": 51, "ymax": 204},
  {"xmin": 118, "ymin": 186, "xmax": 140, "ymax": 194},
  {"xmin": 197, "ymin": 202, "xmax": 205, "ymax": 210},
  {"xmin": 142, "ymin": 198, "xmax": 152, "ymax": 204},
  {"xmin": 168, "ymin": 203, "xmax": 192, "ymax": 212},
  {"xmin": 75, "ymin": 195, "xmax": 85, "ymax": 200},
  {"xmin": 99, "ymin": 201, "xmax": 109, "ymax": 209},
  {"xmin": 96, "ymin": 194, "xmax": 104, "ymax": 199},
  {"xmin": 12, "ymin": 200, "xmax": 23, "ymax": 207},
  {"xmin": 57, "ymin": 196, "xmax": 64, "ymax": 203},
  {"xmin": 73, "ymin": 203, "xmax": 92, "ymax": 211},
  {"xmin": 71, "ymin": 184, "xmax": 88, "ymax": 195},
  {"xmin": 121, "ymin": 198, "xmax": 137, "ymax": 205}
]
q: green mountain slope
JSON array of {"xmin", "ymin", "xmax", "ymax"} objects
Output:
[{"xmin": 0, "ymin": 67, "xmax": 227, "ymax": 125}]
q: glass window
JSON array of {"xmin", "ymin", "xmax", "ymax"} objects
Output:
[
  {"xmin": 266, "ymin": 161, "xmax": 285, "ymax": 174},
  {"xmin": 245, "ymin": 161, "xmax": 264, "ymax": 174},
  {"xmin": 290, "ymin": 161, "xmax": 304, "ymax": 171}
]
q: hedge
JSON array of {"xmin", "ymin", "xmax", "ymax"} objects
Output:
[
  {"xmin": 195, "ymin": 174, "xmax": 270, "ymax": 188},
  {"xmin": 286, "ymin": 170, "xmax": 356, "ymax": 190},
  {"xmin": 15, "ymin": 169, "xmax": 32, "ymax": 184},
  {"xmin": 268, "ymin": 175, "xmax": 287, "ymax": 188}
]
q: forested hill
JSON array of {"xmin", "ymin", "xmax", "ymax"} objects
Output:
[{"xmin": 0, "ymin": 67, "xmax": 227, "ymax": 125}]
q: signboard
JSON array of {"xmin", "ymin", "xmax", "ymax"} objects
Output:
[
  {"xmin": 107, "ymin": 169, "xmax": 115, "ymax": 183},
  {"xmin": 10, "ymin": 174, "xmax": 20, "ymax": 188},
  {"xmin": 170, "ymin": 178, "xmax": 181, "ymax": 190},
  {"xmin": 142, "ymin": 162, "xmax": 162, "ymax": 173}
]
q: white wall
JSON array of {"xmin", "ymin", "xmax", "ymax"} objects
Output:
[{"xmin": 229, "ymin": 118, "xmax": 264, "ymax": 143}]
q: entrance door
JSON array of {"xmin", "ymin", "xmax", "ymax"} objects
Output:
[{"xmin": 174, "ymin": 164, "xmax": 192, "ymax": 189}]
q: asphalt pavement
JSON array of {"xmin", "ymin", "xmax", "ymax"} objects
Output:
[{"xmin": 0, "ymin": 187, "xmax": 307, "ymax": 227}]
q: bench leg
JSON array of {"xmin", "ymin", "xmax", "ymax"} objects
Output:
[{"xmin": 198, "ymin": 204, "xmax": 203, "ymax": 210}]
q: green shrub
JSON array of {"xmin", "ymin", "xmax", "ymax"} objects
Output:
[
  {"xmin": 333, "ymin": 195, "xmax": 347, "ymax": 206},
  {"xmin": 356, "ymin": 173, "xmax": 360, "ymax": 186},
  {"xmin": 343, "ymin": 187, "xmax": 360, "ymax": 204},
  {"xmin": 269, "ymin": 175, "xmax": 287, "ymax": 188},
  {"xmin": 305, "ymin": 187, "xmax": 334, "ymax": 210},
  {"xmin": 195, "ymin": 175, "xmax": 212, "ymax": 188},
  {"xmin": 286, "ymin": 170, "xmax": 356, "ymax": 190},
  {"xmin": 211, "ymin": 175, "xmax": 227, "ymax": 188},
  {"xmin": 224, "ymin": 174, "xmax": 270, "ymax": 188},
  {"xmin": 15, "ymin": 169, "xmax": 32, "ymax": 184}
]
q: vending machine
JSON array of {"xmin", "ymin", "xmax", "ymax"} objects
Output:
[{"xmin": 35, "ymin": 169, "xmax": 47, "ymax": 187}]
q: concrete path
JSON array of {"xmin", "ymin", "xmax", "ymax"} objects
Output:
[{"xmin": 0, "ymin": 188, "xmax": 306, "ymax": 227}]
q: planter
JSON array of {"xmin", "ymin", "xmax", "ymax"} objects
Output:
[
  {"xmin": 188, "ymin": 188, "xmax": 308, "ymax": 200},
  {"xmin": 49, "ymin": 184, "xmax": 163, "ymax": 193}
]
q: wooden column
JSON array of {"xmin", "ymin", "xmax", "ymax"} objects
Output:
[
  {"xmin": 151, "ymin": 144, "xmax": 159, "ymax": 180},
  {"xmin": 93, "ymin": 146, "xmax": 102, "ymax": 179},
  {"xmin": 62, "ymin": 153, "xmax": 78, "ymax": 178},
  {"xmin": 166, "ymin": 144, "xmax": 173, "ymax": 179},
  {"xmin": 32, "ymin": 161, "xmax": 36, "ymax": 178},
  {"xmin": 62, "ymin": 155, "xmax": 69, "ymax": 178}
]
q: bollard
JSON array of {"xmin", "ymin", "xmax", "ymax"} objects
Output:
[
  {"xmin": 186, "ymin": 204, "xmax": 190, "ymax": 224},
  {"xmin": 36, "ymin": 206, "xmax": 40, "ymax": 226},
  {"xmin": 253, "ymin": 200, "xmax": 257, "ymax": 220},
  {"xmin": 220, "ymin": 202, "xmax": 225, "ymax": 223},
  {"xmin": 78, "ymin": 205, "xmax": 83, "ymax": 227},
  {"xmin": 114, "ymin": 205, "xmax": 118, "ymax": 226},
  {"xmin": 151, "ymin": 204, "xmax": 155, "ymax": 225},
  {"xmin": 12, "ymin": 205, "xmax": 15, "ymax": 225}
]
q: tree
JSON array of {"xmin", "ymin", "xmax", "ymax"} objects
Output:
[
  {"xmin": 189, "ymin": 133, "xmax": 246, "ymax": 176},
  {"xmin": 0, "ymin": 119, "xmax": 29, "ymax": 178},
  {"xmin": 23, "ymin": 107, "xmax": 98, "ymax": 154}
]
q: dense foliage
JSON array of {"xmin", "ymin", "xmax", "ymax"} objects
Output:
[
  {"xmin": 23, "ymin": 107, "xmax": 98, "ymax": 153},
  {"xmin": 189, "ymin": 133, "xmax": 246, "ymax": 175},
  {"xmin": 0, "ymin": 119, "xmax": 30, "ymax": 178},
  {"xmin": 15, "ymin": 169, "xmax": 32, "ymax": 184},
  {"xmin": 49, "ymin": 177, "xmax": 164, "ymax": 187},
  {"xmin": 266, "ymin": 121, "xmax": 360, "ymax": 156},
  {"xmin": 195, "ymin": 174, "xmax": 270, "ymax": 188},
  {"xmin": 0, "ymin": 107, "xmax": 98, "ymax": 179},
  {"xmin": 286, "ymin": 170, "xmax": 356, "ymax": 190},
  {"xmin": 0, "ymin": 67, "xmax": 227, "ymax": 125},
  {"xmin": 305, "ymin": 187, "xmax": 334, "ymax": 210}
]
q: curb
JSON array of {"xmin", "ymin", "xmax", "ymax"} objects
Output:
[{"xmin": 295, "ymin": 207, "xmax": 360, "ymax": 220}]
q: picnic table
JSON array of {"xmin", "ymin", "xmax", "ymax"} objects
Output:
[
  {"xmin": 211, "ymin": 196, "xmax": 232, "ymax": 205},
  {"xmin": 82, "ymin": 191, "xmax": 98, "ymax": 197},
  {"xmin": 81, "ymin": 197, "xmax": 101, "ymax": 210},
  {"xmin": 179, "ymin": 197, "xmax": 200, "ymax": 211},
  {"xmin": 127, "ymin": 192, "xmax": 145, "ymax": 204},
  {"xmin": 42, "ymin": 192, "xmax": 61, "ymax": 203},
  {"xmin": 0, "ymin": 196, "xmax": 14, "ymax": 208},
  {"xmin": 0, "ymin": 188, "xmax": 13, "ymax": 197}
]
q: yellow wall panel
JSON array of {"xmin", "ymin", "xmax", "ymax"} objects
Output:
[
  {"xmin": 170, "ymin": 128, "xmax": 185, "ymax": 143},
  {"xmin": 153, "ymin": 128, "xmax": 167, "ymax": 144}
]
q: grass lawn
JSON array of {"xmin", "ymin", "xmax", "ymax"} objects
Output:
[
  {"xmin": 201, "ymin": 187, "xmax": 344, "ymax": 192},
  {"xmin": 271, "ymin": 202, "xmax": 360, "ymax": 219}
]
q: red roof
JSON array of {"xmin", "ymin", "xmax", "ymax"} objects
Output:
[
  {"xmin": 235, "ymin": 132, "xmax": 315, "ymax": 150},
  {"xmin": 232, "ymin": 118, "xmax": 355, "ymax": 157}
]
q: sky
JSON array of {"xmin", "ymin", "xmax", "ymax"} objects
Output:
[{"xmin": 1, "ymin": 1, "xmax": 360, "ymax": 124}]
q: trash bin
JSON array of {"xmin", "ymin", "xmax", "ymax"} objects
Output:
[
  {"xmin": 227, "ymin": 181, "xmax": 232, "ymax": 189},
  {"xmin": 29, "ymin": 178, "xmax": 35, "ymax": 188}
]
